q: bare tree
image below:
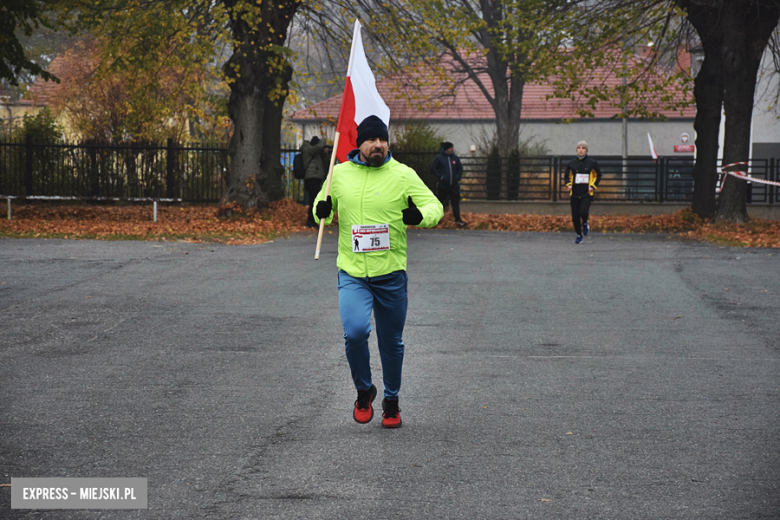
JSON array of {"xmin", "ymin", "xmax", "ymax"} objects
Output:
[
  {"xmin": 714, "ymin": 0, "xmax": 779, "ymax": 222},
  {"xmin": 674, "ymin": 1, "xmax": 725, "ymax": 218},
  {"xmin": 311, "ymin": 0, "xmax": 582, "ymax": 156}
]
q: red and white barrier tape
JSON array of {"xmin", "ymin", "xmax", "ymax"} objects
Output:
[{"xmin": 720, "ymin": 162, "xmax": 780, "ymax": 188}]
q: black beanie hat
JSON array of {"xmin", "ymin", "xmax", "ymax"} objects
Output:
[
  {"xmin": 441, "ymin": 141, "xmax": 454, "ymax": 151},
  {"xmin": 356, "ymin": 115, "xmax": 388, "ymax": 148}
]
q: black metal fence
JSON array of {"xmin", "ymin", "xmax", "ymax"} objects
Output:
[
  {"xmin": 0, "ymin": 137, "xmax": 228, "ymax": 201},
  {"xmin": 394, "ymin": 151, "xmax": 777, "ymax": 204},
  {"xmin": 1, "ymin": 139, "xmax": 776, "ymax": 205},
  {"xmin": 280, "ymin": 149, "xmax": 305, "ymax": 204},
  {"xmin": 461, "ymin": 155, "xmax": 776, "ymax": 204}
]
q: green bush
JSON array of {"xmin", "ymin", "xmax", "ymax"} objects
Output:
[
  {"xmin": 1, "ymin": 109, "xmax": 65, "ymax": 196},
  {"xmin": 12, "ymin": 108, "xmax": 64, "ymax": 143},
  {"xmin": 517, "ymin": 137, "xmax": 549, "ymax": 157},
  {"xmin": 392, "ymin": 123, "xmax": 443, "ymax": 151},
  {"xmin": 391, "ymin": 123, "xmax": 443, "ymax": 192}
]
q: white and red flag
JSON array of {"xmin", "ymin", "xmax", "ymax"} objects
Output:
[
  {"xmin": 335, "ymin": 21, "xmax": 390, "ymax": 163},
  {"xmin": 315, "ymin": 20, "xmax": 390, "ymax": 259},
  {"xmin": 647, "ymin": 132, "xmax": 658, "ymax": 160}
]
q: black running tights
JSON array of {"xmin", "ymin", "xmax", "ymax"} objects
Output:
[{"xmin": 570, "ymin": 195, "xmax": 592, "ymax": 235}]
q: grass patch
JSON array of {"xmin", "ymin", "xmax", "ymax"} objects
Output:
[{"xmin": 705, "ymin": 234, "xmax": 746, "ymax": 247}]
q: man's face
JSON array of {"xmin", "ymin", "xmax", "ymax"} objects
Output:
[
  {"xmin": 576, "ymin": 145, "xmax": 587, "ymax": 157},
  {"xmin": 445, "ymin": 147, "xmax": 455, "ymax": 155},
  {"xmin": 359, "ymin": 137, "xmax": 388, "ymax": 167}
]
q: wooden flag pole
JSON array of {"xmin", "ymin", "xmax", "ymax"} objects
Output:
[
  {"xmin": 314, "ymin": 131, "xmax": 341, "ymax": 260},
  {"xmin": 314, "ymin": 21, "xmax": 361, "ymax": 260}
]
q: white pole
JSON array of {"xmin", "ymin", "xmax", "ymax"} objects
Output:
[
  {"xmin": 153, "ymin": 201, "xmax": 157, "ymax": 222},
  {"xmin": 622, "ymin": 71, "xmax": 628, "ymax": 182}
]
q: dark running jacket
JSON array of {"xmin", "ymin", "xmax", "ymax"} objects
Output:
[
  {"xmin": 565, "ymin": 155, "xmax": 602, "ymax": 198},
  {"xmin": 430, "ymin": 150, "xmax": 463, "ymax": 185}
]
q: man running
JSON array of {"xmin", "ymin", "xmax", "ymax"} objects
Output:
[
  {"xmin": 564, "ymin": 140, "xmax": 602, "ymax": 244},
  {"xmin": 314, "ymin": 115, "xmax": 443, "ymax": 428}
]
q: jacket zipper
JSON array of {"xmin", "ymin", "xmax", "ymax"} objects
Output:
[{"xmin": 360, "ymin": 168, "xmax": 368, "ymax": 277}]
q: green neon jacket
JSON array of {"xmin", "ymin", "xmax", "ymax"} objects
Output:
[{"xmin": 314, "ymin": 151, "xmax": 443, "ymax": 278}]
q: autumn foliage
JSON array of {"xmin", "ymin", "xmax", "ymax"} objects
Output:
[
  {"xmin": 1, "ymin": 200, "xmax": 779, "ymax": 248},
  {"xmin": 0, "ymin": 199, "xmax": 308, "ymax": 245},
  {"xmin": 437, "ymin": 209, "xmax": 780, "ymax": 247},
  {"xmin": 45, "ymin": 38, "xmax": 228, "ymax": 143}
]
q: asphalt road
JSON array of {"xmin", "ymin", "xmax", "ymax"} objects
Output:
[{"xmin": 1, "ymin": 230, "xmax": 778, "ymax": 519}]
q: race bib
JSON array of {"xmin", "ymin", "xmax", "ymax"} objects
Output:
[
  {"xmin": 575, "ymin": 173, "xmax": 590, "ymax": 184},
  {"xmin": 351, "ymin": 224, "xmax": 390, "ymax": 253}
]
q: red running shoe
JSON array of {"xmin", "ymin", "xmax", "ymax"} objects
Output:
[
  {"xmin": 381, "ymin": 398, "xmax": 402, "ymax": 428},
  {"xmin": 353, "ymin": 385, "xmax": 377, "ymax": 423}
]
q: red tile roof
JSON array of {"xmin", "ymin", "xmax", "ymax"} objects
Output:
[
  {"xmin": 25, "ymin": 56, "xmax": 66, "ymax": 106},
  {"xmin": 290, "ymin": 51, "xmax": 694, "ymax": 123}
]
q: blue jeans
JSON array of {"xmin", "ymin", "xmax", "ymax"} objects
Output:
[{"xmin": 337, "ymin": 270, "xmax": 408, "ymax": 399}]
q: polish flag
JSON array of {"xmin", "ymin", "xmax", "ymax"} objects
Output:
[
  {"xmin": 647, "ymin": 132, "xmax": 658, "ymax": 160},
  {"xmin": 335, "ymin": 21, "xmax": 390, "ymax": 163}
]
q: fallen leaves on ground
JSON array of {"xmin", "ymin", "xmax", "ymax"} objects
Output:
[
  {"xmin": 0, "ymin": 199, "xmax": 308, "ymax": 245},
  {"xmin": 1, "ymin": 201, "xmax": 778, "ymax": 247},
  {"xmin": 436, "ymin": 209, "xmax": 780, "ymax": 247}
]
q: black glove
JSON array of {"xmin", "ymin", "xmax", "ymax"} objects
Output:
[
  {"xmin": 316, "ymin": 196, "xmax": 332, "ymax": 219},
  {"xmin": 402, "ymin": 196, "xmax": 423, "ymax": 226}
]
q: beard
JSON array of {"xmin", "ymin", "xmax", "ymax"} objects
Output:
[{"xmin": 366, "ymin": 148, "xmax": 386, "ymax": 167}]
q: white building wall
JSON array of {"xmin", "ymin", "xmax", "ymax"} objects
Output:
[
  {"xmin": 520, "ymin": 120, "xmax": 696, "ymax": 157},
  {"xmin": 750, "ymin": 50, "xmax": 780, "ymax": 160},
  {"xmin": 389, "ymin": 119, "xmax": 696, "ymax": 158}
]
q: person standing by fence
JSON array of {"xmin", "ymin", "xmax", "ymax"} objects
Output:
[
  {"xmin": 565, "ymin": 140, "xmax": 602, "ymax": 244},
  {"xmin": 431, "ymin": 141, "xmax": 466, "ymax": 226},
  {"xmin": 302, "ymin": 136, "xmax": 327, "ymax": 228}
]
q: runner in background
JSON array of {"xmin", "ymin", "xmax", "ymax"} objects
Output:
[
  {"xmin": 565, "ymin": 140, "xmax": 602, "ymax": 244},
  {"xmin": 313, "ymin": 115, "xmax": 442, "ymax": 428}
]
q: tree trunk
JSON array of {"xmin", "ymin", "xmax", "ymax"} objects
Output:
[
  {"xmin": 220, "ymin": 0, "xmax": 299, "ymax": 212},
  {"xmin": 715, "ymin": 53, "xmax": 757, "ymax": 223},
  {"xmin": 486, "ymin": 52, "xmax": 524, "ymax": 200},
  {"xmin": 491, "ymin": 73, "xmax": 523, "ymax": 154},
  {"xmin": 689, "ymin": 28, "xmax": 723, "ymax": 219},
  {"xmin": 714, "ymin": 0, "xmax": 780, "ymax": 223},
  {"xmin": 258, "ymin": 60, "xmax": 293, "ymax": 202},
  {"xmin": 483, "ymin": 29, "xmax": 524, "ymax": 156},
  {"xmin": 224, "ymin": 82, "xmax": 267, "ymax": 210}
]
